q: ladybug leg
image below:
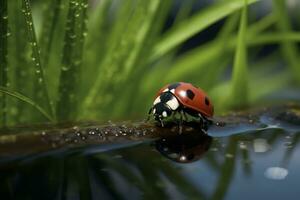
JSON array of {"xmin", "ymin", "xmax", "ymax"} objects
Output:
[
  {"xmin": 198, "ymin": 113, "xmax": 207, "ymax": 134},
  {"xmin": 145, "ymin": 107, "xmax": 153, "ymax": 122},
  {"xmin": 159, "ymin": 117, "xmax": 164, "ymax": 127}
]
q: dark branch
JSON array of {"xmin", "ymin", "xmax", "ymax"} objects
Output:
[{"xmin": 0, "ymin": 104, "xmax": 300, "ymax": 158}]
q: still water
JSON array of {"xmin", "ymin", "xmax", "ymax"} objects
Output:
[
  {"xmin": 1, "ymin": 130, "xmax": 299, "ymax": 200},
  {"xmin": 1, "ymin": 106, "xmax": 300, "ymax": 200}
]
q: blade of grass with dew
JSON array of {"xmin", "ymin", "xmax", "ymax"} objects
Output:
[
  {"xmin": 22, "ymin": 0, "xmax": 54, "ymax": 120},
  {"xmin": 39, "ymin": 0, "xmax": 69, "ymax": 102},
  {"xmin": 83, "ymin": 0, "xmax": 112, "ymax": 68},
  {"xmin": 230, "ymin": 0, "xmax": 249, "ymax": 108},
  {"xmin": 111, "ymin": 0, "xmax": 173, "ymax": 117},
  {"xmin": 0, "ymin": 0, "xmax": 8, "ymax": 126},
  {"xmin": 150, "ymin": 0, "xmax": 259, "ymax": 61},
  {"xmin": 80, "ymin": 0, "xmax": 112, "ymax": 101},
  {"xmin": 82, "ymin": 0, "xmax": 162, "ymax": 118},
  {"xmin": 119, "ymin": 0, "xmax": 173, "ymax": 117},
  {"xmin": 273, "ymin": 0, "xmax": 300, "ymax": 84},
  {"xmin": 0, "ymin": 86, "xmax": 54, "ymax": 121},
  {"xmin": 39, "ymin": 0, "xmax": 62, "ymax": 68},
  {"xmin": 56, "ymin": 0, "xmax": 88, "ymax": 121},
  {"xmin": 81, "ymin": 0, "xmax": 136, "ymax": 117},
  {"xmin": 7, "ymin": 0, "xmax": 34, "ymax": 124}
]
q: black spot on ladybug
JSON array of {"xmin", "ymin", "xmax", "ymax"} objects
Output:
[
  {"xmin": 205, "ymin": 97, "xmax": 210, "ymax": 106},
  {"xmin": 160, "ymin": 92, "xmax": 173, "ymax": 102},
  {"xmin": 186, "ymin": 89, "xmax": 195, "ymax": 100},
  {"xmin": 168, "ymin": 82, "xmax": 181, "ymax": 90}
]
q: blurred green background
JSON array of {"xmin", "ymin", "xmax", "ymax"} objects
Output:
[{"xmin": 1, "ymin": 0, "xmax": 300, "ymax": 127}]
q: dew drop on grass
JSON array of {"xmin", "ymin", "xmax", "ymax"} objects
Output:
[
  {"xmin": 62, "ymin": 66, "xmax": 69, "ymax": 71},
  {"xmin": 69, "ymin": 34, "xmax": 76, "ymax": 39}
]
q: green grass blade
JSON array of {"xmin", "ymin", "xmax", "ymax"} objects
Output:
[
  {"xmin": 56, "ymin": 0, "xmax": 88, "ymax": 120},
  {"xmin": 80, "ymin": 0, "xmax": 112, "ymax": 97},
  {"xmin": 83, "ymin": 0, "xmax": 111, "ymax": 67},
  {"xmin": 7, "ymin": 0, "xmax": 34, "ymax": 124},
  {"xmin": 82, "ymin": 0, "xmax": 163, "ymax": 117},
  {"xmin": 38, "ymin": 0, "xmax": 68, "ymax": 105},
  {"xmin": 122, "ymin": 0, "xmax": 161, "ymax": 78},
  {"xmin": 22, "ymin": 0, "xmax": 54, "ymax": 118},
  {"xmin": 165, "ymin": 14, "xmax": 239, "ymax": 85},
  {"xmin": 273, "ymin": 0, "xmax": 300, "ymax": 84},
  {"xmin": 249, "ymin": 32, "xmax": 300, "ymax": 45},
  {"xmin": 150, "ymin": 0, "xmax": 259, "ymax": 61},
  {"xmin": 82, "ymin": 0, "xmax": 141, "ymax": 115},
  {"xmin": 0, "ymin": 86, "xmax": 54, "ymax": 121},
  {"xmin": 167, "ymin": 12, "xmax": 275, "ymax": 81},
  {"xmin": 230, "ymin": 0, "xmax": 249, "ymax": 108},
  {"xmin": 173, "ymin": 0, "xmax": 196, "ymax": 24},
  {"xmin": 39, "ymin": 0, "xmax": 63, "ymax": 68},
  {"xmin": 0, "ymin": 0, "xmax": 8, "ymax": 126}
]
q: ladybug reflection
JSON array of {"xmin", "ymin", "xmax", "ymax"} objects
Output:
[
  {"xmin": 149, "ymin": 82, "xmax": 214, "ymax": 130},
  {"xmin": 155, "ymin": 131, "xmax": 212, "ymax": 163}
]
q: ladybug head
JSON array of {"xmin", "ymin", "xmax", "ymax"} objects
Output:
[
  {"xmin": 152, "ymin": 92, "xmax": 180, "ymax": 120},
  {"xmin": 153, "ymin": 102, "xmax": 172, "ymax": 120}
]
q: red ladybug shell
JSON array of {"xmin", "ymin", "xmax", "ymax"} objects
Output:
[{"xmin": 156, "ymin": 82, "xmax": 214, "ymax": 118}]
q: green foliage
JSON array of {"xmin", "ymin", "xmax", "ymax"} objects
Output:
[
  {"xmin": 0, "ymin": 86, "xmax": 54, "ymax": 121},
  {"xmin": 1, "ymin": 0, "xmax": 300, "ymax": 127},
  {"xmin": 0, "ymin": 0, "xmax": 8, "ymax": 126},
  {"xmin": 56, "ymin": 0, "xmax": 88, "ymax": 120},
  {"xmin": 230, "ymin": 0, "xmax": 249, "ymax": 108},
  {"xmin": 21, "ymin": 0, "xmax": 54, "ymax": 118},
  {"xmin": 151, "ymin": 0, "xmax": 258, "ymax": 61},
  {"xmin": 273, "ymin": 0, "xmax": 300, "ymax": 84}
]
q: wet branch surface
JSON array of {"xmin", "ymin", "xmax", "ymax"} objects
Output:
[{"xmin": 0, "ymin": 104, "xmax": 300, "ymax": 158}]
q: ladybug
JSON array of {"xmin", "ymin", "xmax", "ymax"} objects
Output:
[{"xmin": 148, "ymin": 82, "xmax": 214, "ymax": 130}]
